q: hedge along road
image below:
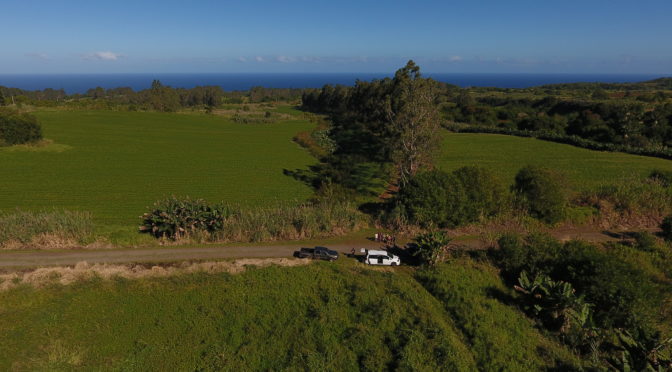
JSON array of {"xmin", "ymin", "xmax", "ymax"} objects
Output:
[{"xmin": 0, "ymin": 226, "xmax": 645, "ymax": 269}]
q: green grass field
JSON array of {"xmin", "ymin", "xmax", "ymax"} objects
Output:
[
  {"xmin": 0, "ymin": 259, "xmax": 582, "ymax": 370},
  {"xmin": 0, "ymin": 110, "xmax": 315, "ymax": 227},
  {"xmin": 438, "ymin": 132, "xmax": 672, "ymax": 189}
]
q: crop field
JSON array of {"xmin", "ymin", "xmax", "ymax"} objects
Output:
[
  {"xmin": 438, "ymin": 132, "xmax": 672, "ymax": 190},
  {"xmin": 0, "ymin": 259, "xmax": 581, "ymax": 370},
  {"xmin": 0, "ymin": 110, "xmax": 315, "ymax": 227}
]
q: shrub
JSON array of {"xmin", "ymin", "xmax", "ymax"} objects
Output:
[
  {"xmin": 394, "ymin": 167, "xmax": 509, "ymax": 228},
  {"xmin": 649, "ymin": 169, "xmax": 672, "ymax": 187},
  {"xmin": 513, "ymin": 165, "xmax": 567, "ymax": 224},
  {"xmin": 661, "ymin": 215, "xmax": 672, "ymax": 241},
  {"xmin": 394, "ymin": 170, "xmax": 459, "ymax": 228},
  {"xmin": 493, "ymin": 233, "xmax": 562, "ymax": 282},
  {"xmin": 632, "ymin": 231, "xmax": 657, "ymax": 252},
  {"xmin": 0, "ymin": 108, "xmax": 42, "ymax": 146},
  {"xmin": 410, "ymin": 231, "xmax": 452, "ymax": 266},
  {"xmin": 139, "ymin": 197, "xmax": 230, "ymax": 239},
  {"xmin": 451, "ymin": 166, "xmax": 509, "ymax": 221}
]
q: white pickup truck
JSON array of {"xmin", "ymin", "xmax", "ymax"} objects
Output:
[{"xmin": 360, "ymin": 249, "xmax": 401, "ymax": 266}]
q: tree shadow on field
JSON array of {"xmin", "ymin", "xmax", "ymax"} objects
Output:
[
  {"xmin": 283, "ymin": 165, "xmax": 324, "ymax": 190},
  {"xmin": 283, "ymin": 161, "xmax": 387, "ymax": 199}
]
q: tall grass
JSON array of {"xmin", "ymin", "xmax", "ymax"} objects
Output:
[
  {"xmin": 214, "ymin": 201, "xmax": 366, "ymax": 242},
  {"xmin": 578, "ymin": 176, "xmax": 672, "ymax": 226},
  {"xmin": 141, "ymin": 197, "xmax": 367, "ymax": 243},
  {"xmin": 0, "ymin": 261, "xmax": 480, "ymax": 371},
  {"xmin": 0, "ymin": 209, "xmax": 94, "ymax": 248}
]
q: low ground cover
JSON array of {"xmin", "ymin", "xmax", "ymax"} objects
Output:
[{"xmin": 0, "ymin": 258, "xmax": 582, "ymax": 371}]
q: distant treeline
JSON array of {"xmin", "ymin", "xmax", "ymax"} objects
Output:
[
  {"xmin": 302, "ymin": 77, "xmax": 672, "ymax": 153},
  {"xmin": 0, "ymin": 80, "xmax": 305, "ymax": 111}
]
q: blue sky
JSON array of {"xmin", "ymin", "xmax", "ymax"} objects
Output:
[{"xmin": 1, "ymin": 0, "xmax": 670, "ymax": 74}]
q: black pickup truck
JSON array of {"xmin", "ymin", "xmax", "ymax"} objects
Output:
[{"xmin": 296, "ymin": 246, "xmax": 339, "ymax": 261}]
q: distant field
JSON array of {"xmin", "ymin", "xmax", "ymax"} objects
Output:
[
  {"xmin": 438, "ymin": 132, "xmax": 672, "ymax": 189},
  {"xmin": 0, "ymin": 110, "xmax": 314, "ymax": 226}
]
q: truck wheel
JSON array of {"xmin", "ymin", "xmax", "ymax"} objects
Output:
[{"xmin": 391, "ymin": 262, "xmax": 398, "ymax": 266}]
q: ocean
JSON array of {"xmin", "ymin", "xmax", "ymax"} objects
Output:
[{"xmin": 0, "ymin": 73, "xmax": 665, "ymax": 94}]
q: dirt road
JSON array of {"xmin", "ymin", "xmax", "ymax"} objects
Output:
[
  {"xmin": 0, "ymin": 243, "xmax": 382, "ymax": 269},
  {"xmin": 0, "ymin": 227, "xmax": 650, "ymax": 270}
]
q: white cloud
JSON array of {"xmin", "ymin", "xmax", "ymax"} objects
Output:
[
  {"xmin": 254, "ymin": 56, "xmax": 265, "ymax": 62},
  {"xmin": 276, "ymin": 55, "xmax": 296, "ymax": 63},
  {"xmin": 25, "ymin": 52, "xmax": 50, "ymax": 60},
  {"xmin": 84, "ymin": 51, "xmax": 123, "ymax": 61},
  {"xmin": 449, "ymin": 56, "xmax": 463, "ymax": 62}
]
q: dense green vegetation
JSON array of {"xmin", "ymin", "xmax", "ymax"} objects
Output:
[
  {"xmin": 140, "ymin": 196, "xmax": 364, "ymax": 242},
  {"xmin": 303, "ymin": 74, "xmax": 672, "ymax": 158},
  {"xmin": 490, "ymin": 234, "xmax": 672, "ymax": 370},
  {"xmin": 0, "ymin": 108, "xmax": 42, "ymax": 146},
  {"xmin": 391, "ymin": 167, "xmax": 507, "ymax": 228},
  {"xmin": 0, "ymin": 110, "xmax": 314, "ymax": 227},
  {"xmin": 0, "ymin": 81, "xmax": 305, "ymax": 111},
  {"xmin": 0, "ymin": 258, "xmax": 587, "ymax": 371}
]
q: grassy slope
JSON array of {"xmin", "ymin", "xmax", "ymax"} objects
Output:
[
  {"xmin": 0, "ymin": 260, "xmax": 582, "ymax": 371},
  {"xmin": 438, "ymin": 132, "xmax": 672, "ymax": 190},
  {"xmin": 0, "ymin": 110, "xmax": 314, "ymax": 226}
]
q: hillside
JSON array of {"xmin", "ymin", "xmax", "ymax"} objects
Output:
[{"xmin": 0, "ymin": 258, "xmax": 583, "ymax": 371}]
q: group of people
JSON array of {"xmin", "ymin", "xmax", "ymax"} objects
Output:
[{"xmin": 374, "ymin": 232, "xmax": 396, "ymax": 248}]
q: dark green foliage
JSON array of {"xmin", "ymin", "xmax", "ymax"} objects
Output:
[
  {"xmin": 513, "ymin": 165, "xmax": 567, "ymax": 224},
  {"xmin": 0, "ymin": 108, "xmax": 42, "ymax": 146},
  {"xmin": 493, "ymin": 235, "xmax": 666, "ymax": 342},
  {"xmin": 302, "ymin": 61, "xmax": 441, "ymax": 193},
  {"xmin": 451, "ymin": 166, "xmax": 508, "ymax": 221},
  {"xmin": 410, "ymin": 231, "xmax": 452, "ymax": 266},
  {"xmin": 608, "ymin": 329, "xmax": 672, "ymax": 371},
  {"xmin": 493, "ymin": 233, "xmax": 563, "ymax": 281},
  {"xmin": 650, "ymin": 170, "xmax": 672, "ymax": 187},
  {"xmin": 139, "ymin": 196, "xmax": 229, "ymax": 239},
  {"xmin": 661, "ymin": 215, "xmax": 672, "ymax": 241},
  {"xmin": 394, "ymin": 169, "xmax": 459, "ymax": 227},
  {"xmin": 515, "ymin": 271, "xmax": 592, "ymax": 334},
  {"xmin": 394, "ymin": 167, "xmax": 508, "ymax": 228},
  {"xmin": 632, "ymin": 231, "xmax": 657, "ymax": 252}
]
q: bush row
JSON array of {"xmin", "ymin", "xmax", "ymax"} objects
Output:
[
  {"xmin": 387, "ymin": 165, "xmax": 566, "ymax": 228},
  {"xmin": 444, "ymin": 122, "xmax": 672, "ymax": 161},
  {"xmin": 139, "ymin": 196, "xmax": 366, "ymax": 242}
]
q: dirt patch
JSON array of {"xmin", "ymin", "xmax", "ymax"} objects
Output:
[{"xmin": 0, "ymin": 258, "xmax": 310, "ymax": 291}]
